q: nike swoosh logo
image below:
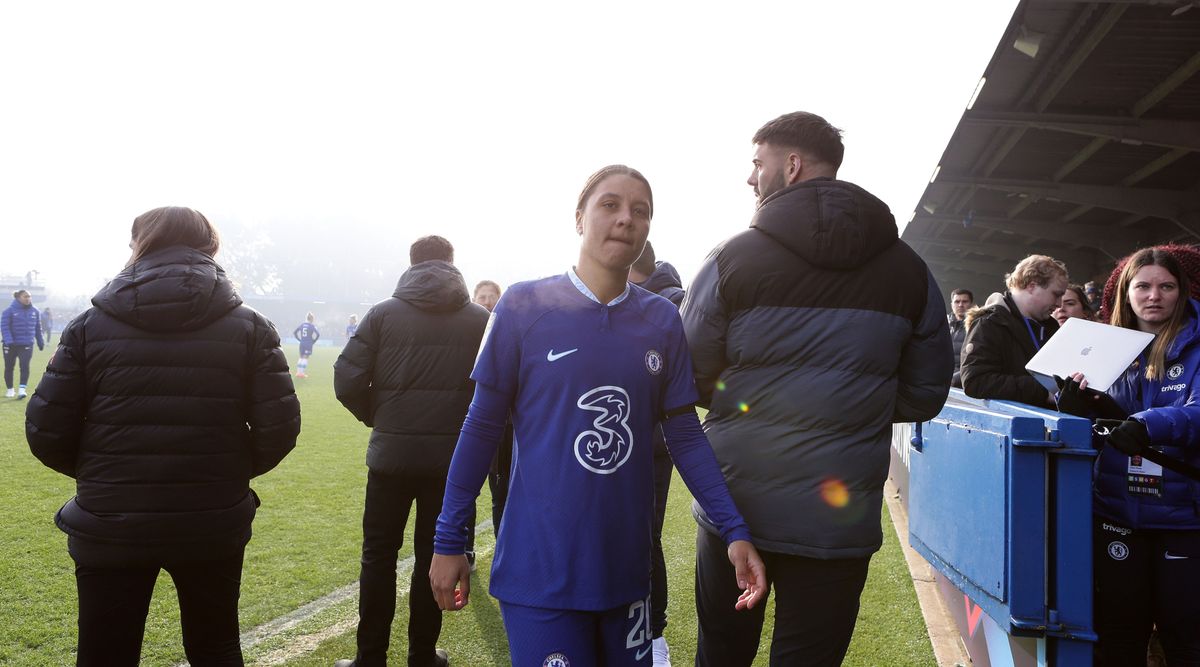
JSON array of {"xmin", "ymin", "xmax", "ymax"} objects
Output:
[
  {"xmin": 634, "ymin": 645, "xmax": 651, "ymax": 661},
  {"xmin": 547, "ymin": 348, "xmax": 579, "ymax": 362},
  {"xmin": 1165, "ymin": 551, "xmax": 1190, "ymax": 560}
]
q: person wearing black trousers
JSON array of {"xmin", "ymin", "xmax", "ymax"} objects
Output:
[{"xmin": 26, "ymin": 206, "xmax": 300, "ymax": 666}]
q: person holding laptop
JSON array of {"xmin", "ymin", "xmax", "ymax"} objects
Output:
[
  {"xmin": 1064, "ymin": 248, "xmax": 1200, "ymax": 666},
  {"xmin": 959, "ymin": 255, "xmax": 1068, "ymax": 407}
]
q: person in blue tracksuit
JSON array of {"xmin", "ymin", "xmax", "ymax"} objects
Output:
[
  {"xmin": 3, "ymin": 289, "xmax": 44, "ymax": 399},
  {"xmin": 293, "ymin": 313, "xmax": 320, "ymax": 378},
  {"xmin": 429, "ymin": 165, "xmax": 766, "ymax": 667},
  {"xmin": 1068, "ymin": 248, "xmax": 1200, "ymax": 665}
]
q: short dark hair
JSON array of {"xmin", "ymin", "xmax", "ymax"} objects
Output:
[
  {"xmin": 410, "ymin": 235, "xmax": 454, "ymax": 265},
  {"xmin": 752, "ymin": 112, "xmax": 845, "ymax": 171},
  {"xmin": 631, "ymin": 240, "xmax": 656, "ymax": 276},
  {"xmin": 951, "ymin": 288, "xmax": 974, "ymax": 302},
  {"xmin": 576, "ymin": 165, "xmax": 654, "ymax": 219}
]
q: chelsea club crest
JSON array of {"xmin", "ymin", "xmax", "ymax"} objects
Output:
[
  {"xmin": 1168, "ymin": 364, "xmax": 1185, "ymax": 380},
  {"xmin": 543, "ymin": 653, "xmax": 570, "ymax": 667},
  {"xmin": 645, "ymin": 349, "xmax": 663, "ymax": 375}
]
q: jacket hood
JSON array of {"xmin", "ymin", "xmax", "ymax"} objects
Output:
[
  {"xmin": 639, "ymin": 261, "xmax": 683, "ymax": 294},
  {"xmin": 751, "ymin": 178, "xmax": 898, "ymax": 270},
  {"xmin": 91, "ymin": 246, "xmax": 241, "ymax": 333},
  {"xmin": 392, "ymin": 260, "xmax": 471, "ymax": 313}
]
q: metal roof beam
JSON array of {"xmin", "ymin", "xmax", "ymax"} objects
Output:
[
  {"xmin": 915, "ymin": 213, "xmax": 1143, "ymax": 251},
  {"xmin": 921, "ymin": 253, "xmax": 1018, "ymax": 278},
  {"xmin": 962, "ymin": 111, "xmax": 1200, "ymax": 152},
  {"xmin": 937, "ymin": 175, "xmax": 1196, "ymax": 222},
  {"xmin": 914, "ymin": 236, "xmax": 1099, "ymax": 271}
]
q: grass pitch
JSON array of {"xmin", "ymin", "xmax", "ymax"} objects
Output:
[{"xmin": 1, "ymin": 346, "xmax": 933, "ymax": 666}]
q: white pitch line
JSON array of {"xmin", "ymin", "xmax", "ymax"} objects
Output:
[{"xmin": 175, "ymin": 517, "xmax": 494, "ymax": 667}]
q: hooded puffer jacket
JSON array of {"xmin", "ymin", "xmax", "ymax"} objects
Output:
[
  {"xmin": 26, "ymin": 246, "xmax": 301, "ymax": 566},
  {"xmin": 681, "ymin": 177, "xmax": 953, "ymax": 558},
  {"xmin": 2, "ymin": 297, "xmax": 44, "ymax": 348},
  {"xmin": 334, "ymin": 260, "xmax": 489, "ymax": 477},
  {"xmin": 1097, "ymin": 299, "xmax": 1200, "ymax": 529},
  {"xmin": 637, "ymin": 261, "xmax": 685, "ymax": 307}
]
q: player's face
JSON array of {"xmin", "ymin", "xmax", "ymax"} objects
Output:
[
  {"xmin": 575, "ymin": 175, "xmax": 652, "ymax": 273},
  {"xmin": 1052, "ymin": 292, "xmax": 1087, "ymax": 326},
  {"xmin": 17, "ymin": 293, "xmax": 32, "ymax": 306},
  {"xmin": 474, "ymin": 285, "xmax": 500, "ymax": 312},
  {"xmin": 748, "ymin": 142, "xmax": 791, "ymax": 204},
  {"xmin": 1128, "ymin": 264, "xmax": 1180, "ymax": 330}
]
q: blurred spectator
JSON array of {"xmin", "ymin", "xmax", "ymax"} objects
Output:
[
  {"xmin": 345, "ymin": 314, "xmax": 358, "ymax": 340},
  {"xmin": 1052, "ymin": 284, "xmax": 1094, "ymax": 326},
  {"xmin": 948, "ymin": 289, "xmax": 973, "ymax": 387},
  {"xmin": 960, "ymin": 254, "xmax": 1068, "ymax": 407},
  {"xmin": 472, "ymin": 280, "xmax": 500, "ymax": 313},
  {"xmin": 471, "ymin": 280, "xmax": 514, "ymax": 544},
  {"xmin": 1084, "ymin": 280, "xmax": 1102, "ymax": 312},
  {"xmin": 42, "ymin": 307, "xmax": 54, "ymax": 342}
]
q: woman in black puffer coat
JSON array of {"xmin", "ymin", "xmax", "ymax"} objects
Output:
[{"xmin": 26, "ymin": 207, "xmax": 301, "ymax": 666}]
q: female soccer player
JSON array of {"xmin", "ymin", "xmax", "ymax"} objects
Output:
[
  {"xmin": 293, "ymin": 312, "xmax": 320, "ymax": 377},
  {"xmin": 430, "ymin": 165, "xmax": 766, "ymax": 666}
]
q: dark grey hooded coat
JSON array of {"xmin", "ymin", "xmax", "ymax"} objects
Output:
[
  {"xmin": 334, "ymin": 261, "xmax": 489, "ymax": 477},
  {"xmin": 681, "ymin": 178, "xmax": 953, "ymax": 558}
]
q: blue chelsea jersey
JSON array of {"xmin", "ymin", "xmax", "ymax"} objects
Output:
[
  {"xmin": 475, "ymin": 273, "xmax": 699, "ymax": 610},
  {"xmin": 296, "ymin": 323, "xmax": 318, "ymax": 342}
]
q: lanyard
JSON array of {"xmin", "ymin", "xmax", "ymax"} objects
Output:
[{"xmin": 1022, "ymin": 316, "xmax": 1042, "ymax": 351}]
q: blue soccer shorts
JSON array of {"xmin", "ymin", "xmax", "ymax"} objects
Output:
[{"xmin": 500, "ymin": 595, "xmax": 652, "ymax": 667}]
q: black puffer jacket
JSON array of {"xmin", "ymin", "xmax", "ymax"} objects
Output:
[
  {"xmin": 681, "ymin": 178, "xmax": 953, "ymax": 558},
  {"xmin": 334, "ymin": 261, "xmax": 489, "ymax": 477},
  {"xmin": 959, "ymin": 291, "xmax": 1058, "ymax": 407},
  {"xmin": 26, "ymin": 246, "xmax": 300, "ymax": 566}
]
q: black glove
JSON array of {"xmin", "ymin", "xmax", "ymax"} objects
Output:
[
  {"xmin": 1054, "ymin": 376, "xmax": 1129, "ymax": 419},
  {"xmin": 1096, "ymin": 419, "xmax": 1150, "ymax": 456},
  {"xmin": 1054, "ymin": 376, "xmax": 1091, "ymax": 417}
]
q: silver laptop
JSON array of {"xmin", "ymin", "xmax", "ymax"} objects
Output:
[{"xmin": 1025, "ymin": 317, "xmax": 1155, "ymax": 393}]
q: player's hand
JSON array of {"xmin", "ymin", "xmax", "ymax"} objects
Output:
[
  {"xmin": 429, "ymin": 553, "xmax": 471, "ymax": 611},
  {"xmin": 727, "ymin": 539, "xmax": 767, "ymax": 610}
]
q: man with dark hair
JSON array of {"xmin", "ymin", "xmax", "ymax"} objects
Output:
[
  {"xmin": 333, "ymin": 236, "xmax": 489, "ymax": 667},
  {"xmin": 949, "ymin": 289, "xmax": 975, "ymax": 387},
  {"xmin": 410, "ymin": 235, "xmax": 455, "ymax": 265},
  {"xmin": 682, "ymin": 111, "xmax": 953, "ymax": 665},
  {"xmin": 628, "ymin": 240, "xmax": 685, "ymax": 665}
]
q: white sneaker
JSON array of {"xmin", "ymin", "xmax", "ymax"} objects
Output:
[
  {"xmin": 17, "ymin": 387, "xmax": 27, "ymax": 399},
  {"xmin": 651, "ymin": 636, "xmax": 671, "ymax": 667},
  {"xmin": 4, "ymin": 388, "xmax": 13, "ymax": 398}
]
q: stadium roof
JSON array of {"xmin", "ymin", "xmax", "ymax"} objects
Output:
[{"xmin": 902, "ymin": 0, "xmax": 1200, "ymax": 298}]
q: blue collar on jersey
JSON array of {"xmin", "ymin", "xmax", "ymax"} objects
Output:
[{"xmin": 568, "ymin": 267, "xmax": 630, "ymax": 307}]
